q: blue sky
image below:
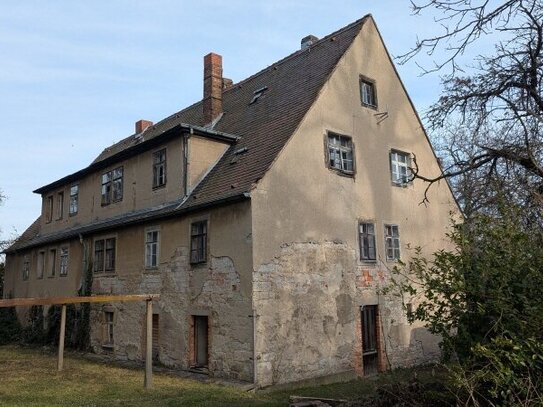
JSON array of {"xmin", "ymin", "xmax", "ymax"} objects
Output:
[{"xmin": 0, "ymin": 1, "xmax": 457, "ymax": 242}]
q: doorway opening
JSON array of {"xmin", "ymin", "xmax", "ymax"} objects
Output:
[
  {"xmin": 361, "ymin": 305, "xmax": 379, "ymax": 375},
  {"xmin": 193, "ymin": 315, "xmax": 209, "ymax": 368}
]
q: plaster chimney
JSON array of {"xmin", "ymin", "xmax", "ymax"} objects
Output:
[
  {"xmin": 203, "ymin": 52, "xmax": 223, "ymax": 124},
  {"xmin": 135, "ymin": 119, "xmax": 153, "ymax": 134},
  {"xmin": 301, "ymin": 35, "xmax": 319, "ymax": 50}
]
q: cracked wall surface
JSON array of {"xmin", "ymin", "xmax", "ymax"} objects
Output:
[{"xmin": 86, "ymin": 201, "xmax": 254, "ymax": 381}]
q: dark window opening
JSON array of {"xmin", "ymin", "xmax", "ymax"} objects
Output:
[
  {"xmin": 46, "ymin": 196, "xmax": 53, "ymax": 223},
  {"xmin": 193, "ymin": 315, "xmax": 209, "ymax": 367},
  {"xmin": 362, "ymin": 305, "xmax": 379, "ymax": 376},
  {"xmin": 104, "ymin": 311, "xmax": 114, "ymax": 347},
  {"xmin": 59, "ymin": 248, "xmax": 68, "ymax": 277},
  {"xmin": 49, "ymin": 249, "xmax": 56, "ymax": 277},
  {"xmin": 101, "ymin": 167, "xmax": 123, "ymax": 205},
  {"xmin": 57, "ymin": 192, "xmax": 64, "ymax": 220},
  {"xmin": 190, "ymin": 221, "xmax": 207, "ymax": 264},
  {"xmin": 94, "ymin": 238, "xmax": 116, "ymax": 273},
  {"xmin": 360, "ymin": 78, "xmax": 377, "ymax": 108},
  {"xmin": 153, "ymin": 149, "xmax": 167, "ymax": 188},
  {"xmin": 22, "ymin": 256, "xmax": 30, "ymax": 281},
  {"xmin": 359, "ymin": 223, "xmax": 376, "ymax": 261},
  {"xmin": 152, "ymin": 314, "xmax": 159, "ymax": 361}
]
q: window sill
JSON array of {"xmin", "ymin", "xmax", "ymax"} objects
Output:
[
  {"xmin": 328, "ymin": 167, "xmax": 355, "ymax": 178},
  {"xmin": 102, "ymin": 344, "xmax": 114, "ymax": 350},
  {"xmin": 144, "ymin": 267, "xmax": 159, "ymax": 272},
  {"xmin": 152, "ymin": 184, "xmax": 166, "ymax": 191},
  {"xmin": 94, "ymin": 273, "xmax": 117, "ymax": 277},
  {"xmin": 48, "ymin": 275, "xmax": 56, "ymax": 279},
  {"xmin": 360, "ymin": 259, "xmax": 378, "ymax": 265},
  {"xmin": 361, "ymin": 102, "xmax": 378, "ymax": 111},
  {"xmin": 69, "ymin": 212, "xmax": 78, "ymax": 217}
]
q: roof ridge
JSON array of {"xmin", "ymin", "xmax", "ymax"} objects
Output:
[{"xmin": 223, "ymin": 14, "xmax": 370, "ymax": 93}]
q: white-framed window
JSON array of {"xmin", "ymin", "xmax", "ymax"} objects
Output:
[
  {"xmin": 145, "ymin": 230, "xmax": 160, "ymax": 268},
  {"xmin": 360, "ymin": 77, "xmax": 377, "ymax": 108},
  {"xmin": 153, "ymin": 149, "xmax": 167, "ymax": 188},
  {"xmin": 22, "ymin": 255, "xmax": 30, "ymax": 281},
  {"xmin": 101, "ymin": 167, "xmax": 123, "ymax": 205},
  {"xmin": 390, "ymin": 150, "xmax": 411, "ymax": 185},
  {"xmin": 359, "ymin": 223, "xmax": 376, "ymax": 261},
  {"xmin": 384, "ymin": 224, "xmax": 401, "ymax": 261},
  {"xmin": 327, "ymin": 133, "xmax": 354, "ymax": 174},
  {"xmin": 69, "ymin": 185, "xmax": 79, "ymax": 215},
  {"xmin": 59, "ymin": 248, "xmax": 69, "ymax": 277}
]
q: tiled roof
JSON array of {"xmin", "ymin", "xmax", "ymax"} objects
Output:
[{"xmin": 7, "ymin": 15, "xmax": 367, "ymax": 253}]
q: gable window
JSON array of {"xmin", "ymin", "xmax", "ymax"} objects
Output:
[
  {"xmin": 57, "ymin": 192, "xmax": 64, "ymax": 220},
  {"xmin": 59, "ymin": 248, "xmax": 69, "ymax": 277},
  {"xmin": 360, "ymin": 77, "xmax": 377, "ymax": 108},
  {"xmin": 101, "ymin": 167, "xmax": 123, "ymax": 205},
  {"xmin": 390, "ymin": 150, "xmax": 411, "ymax": 185},
  {"xmin": 46, "ymin": 196, "xmax": 53, "ymax": 223},
  {"xmin": 190, "ymin": 221, "xmax": 207, "ymax": 264},
  {"xmin": 69, "ymin": 185, "xmax": 79, "ymax": 216},
  {"xmin": 384, "ymin": 225, "xmax": 401, "ymax": 261},
  {"xmin": 327, "ymin": 133, "xmax": 354, "ymax": 174},
  {"xmin": 145, "ymin": 230, "xmax": 159, "ymax": 268},
  {"xmin": 94, "ymin": 238, "xmax": 116, "ymax": 273},
  {"xmin": 359, "ymin": 223, "xmax": 376, "ymax": 261},
  {"xmin": 103, "ymin": 311, "xmax": 114, "ymax": 347},
  {"xmin": 37, "ymin": 251, "xmax": 45, "ymax": 279},
  {"xmin": 22, "ymin": 256, "xmax": 30, "ymax": 281},
  {"xmin": 152, "ymin": 149, "xmax": 167, "ymax": 188},
  {"xmin": 49, "ymin": 249, "xmax": 57, "ymax": 277}
]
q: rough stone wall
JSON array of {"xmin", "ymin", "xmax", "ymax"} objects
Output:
[
  {"xmin": 253, "ymin": 241, "xmax": 441, "ymax": 387},
  {"xmin": 88, "ymin": 203, "xmax": 254, "ymax": 382}
]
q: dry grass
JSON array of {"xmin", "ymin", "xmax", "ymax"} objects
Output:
[{"xmin": 0, "ymin": 345, "xmax": 446, "ymax": 406}]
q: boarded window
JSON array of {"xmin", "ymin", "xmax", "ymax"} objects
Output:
[
  {"xmin": 327, "ymin": 133, "xmax": 354, "ymax": 173},
  {"xmin": 46, "ymin": 195, "xmax": 53, "ymax": 223},
  {"xmin": 384, "ymin": 225, "xmax": 401, "ymax": 261},
  {"xmin": 190, "ymin": 221, "xmax": 207, "ymax": 264},
  {"xmin": 69, "ymin": 185, "xmax": 78, "ymax": 215},
  {"xmin": 362, "ymin": 305, "xmax": 378, "ymax": 375},
  {"xmin": 49, "ymin": 249, "xmax": 56, "ymax": 277},
  {"xmin": 59, "ymin": 248, "xmax": 68, "ymax": 277},
  {"xmin": 101, "ymin": 167, "xmax": 123, "ymax": 205},
  {"xmin": 37, "ymin": 251, "xmax": 45, "ymax": 279},
  {"xmin": 359, "ymin": 223, "xmax": 376, "ymax": 261},
  {"xmin": 153, "ymin": 149, "xmax": 167, "ymax": 188},
  {"xmin": 56, "ymin": 192, "xmax": 64, "ymax": 219},
  {"xmin": 145, "ymin": 230, "xmax": 159, "ymax": 268}
]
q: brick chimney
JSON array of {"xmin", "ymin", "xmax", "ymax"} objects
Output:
[
  {"xmin": 203, "ymin": 52, "xmax": 223, "ymax": 124},
  {"xmin": 135, "ymin": 119, "xmax": 153, "ymax": 134}
]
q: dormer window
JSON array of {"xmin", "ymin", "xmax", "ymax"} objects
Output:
[
  {"xmin": 250, "ymin": 87, "xmax": 268, "ymax": 104},
  {"xmin": 101, "ymin": 167, "xmax": 123, "ymax": 206},
  {"xmin": 360, "ymin": 77, "xmax": 377, "ymax": 108}
]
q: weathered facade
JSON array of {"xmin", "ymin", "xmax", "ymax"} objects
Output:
[{"xmin": 4, "ymin": 15, "xmax": 458, "ymax": 386}]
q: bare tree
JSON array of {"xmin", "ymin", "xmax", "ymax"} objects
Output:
[{"xmin": 400, "ymin": 1, "xmax": 543, "ymax": 217}]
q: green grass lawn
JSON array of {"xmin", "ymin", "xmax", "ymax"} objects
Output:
[{"xmin": 0, "ymin": 345, "xmax": 447, "ymax": 406}]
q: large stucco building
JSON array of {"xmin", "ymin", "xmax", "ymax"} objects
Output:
[{"xmin": 4, "ymin": 15, "xmax": 457, "ymax": 387}]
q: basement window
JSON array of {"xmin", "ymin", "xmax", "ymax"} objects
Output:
[
  {"xmin": 360, "ymin": 77, "xmax": 377, "ymax": 108},
  {"xmin": 103, "ymin": 311, "xmax": 114, "ymax": 347},
  {"xmin": 327, "ymin": 133, "xmax": 354, "ymax": 174},
  {"xmin": 190, "ymin": 220, "xmax": 207, "ymax": 264},
  {"xmin": 101, "ymin": 167, "xmax": 123, "ymax": 205},
  {"xmin": 250, "ymin": 87, "xmax": 268, "ymax": 104}
]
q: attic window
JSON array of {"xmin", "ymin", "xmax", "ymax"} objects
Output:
[{"xmin": 250, "ymin": 87, "xmax": 268, "ymax": 104}]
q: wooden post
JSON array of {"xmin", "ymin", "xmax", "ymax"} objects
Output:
[
  {"xmin": 144, "ymin": 299, "xmax": 153, "ymax": 389},
  {"xmin": 57, "ymin": 304, "xmax": 67, "ymax": 371}
]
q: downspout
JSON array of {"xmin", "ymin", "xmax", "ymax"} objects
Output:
[{"xmin": 182, "ymin": 129, "xmax": 191, "ymax": 198}]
